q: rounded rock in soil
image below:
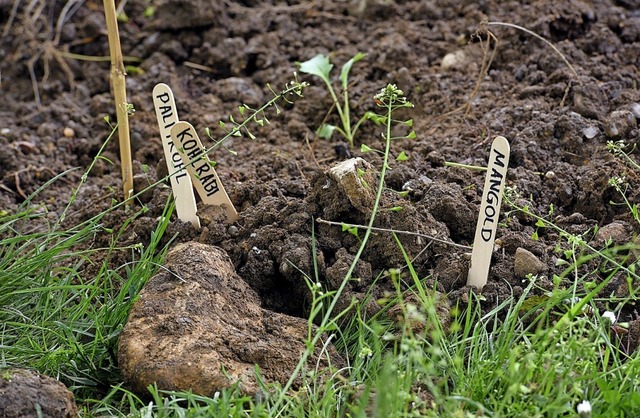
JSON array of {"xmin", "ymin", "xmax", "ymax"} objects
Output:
[
  {"xmin": 118, "ymin": 242, "xmax": 343, "ymax": 397},
  {"xmin": 604, "ymin": 110, "xmax": 637, "ymax": 139},
  {"xmin": 0, "ymin": 368, "xmax": 77, "ymax": 418},
  {"xmin": 514, "ymin": 247, "xmax": 548, "ymax": 278}
]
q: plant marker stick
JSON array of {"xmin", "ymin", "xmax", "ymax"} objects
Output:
[
  {"xmin": 467, "ymin": 136, "xmax": 510, "ymax": 288},
  {"xmin": 170, "ymin": 121, "xmax": 239, "ymax": 223},
  {"xmin": 103, "ymin": 0, "xmax": 133, "ymax": 204},
  {"xmin": 152, "ymin": 84, "xmax": 200, "ymax": 229}
]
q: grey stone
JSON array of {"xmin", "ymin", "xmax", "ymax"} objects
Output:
[
  {"xmin": 604, "ymin": 110, "xmax": 637, "ymax": 139},
  {"xmin": 594, "ymin": 221, "xmax": 632, "ymax": 246},
  {"xmin": 326, "ymin": 157, "xmax": 377, "ymax": 216},
  {"xmin": 514, "ymin": 247, "xmax": 547, "ymax": 278}
]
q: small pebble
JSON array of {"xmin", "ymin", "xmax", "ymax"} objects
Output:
[
  {"xmin": 0, "ymin": 128, "xmax": 10, "ymax": 135},
  {"xmin": 514, "ymin": 247, "xmax": 547, "ymax": 278},
  {"xmin": 63, "ymin": 127, "xmax": 75, "ymax": 138},
  {"xmin": 631, "ymin": 103, "xmax": 640, "ymax": 120},
  {"xmin": 604, "ymin": 110, "xmax": 637, "ymax": 139},
  {"xmin": 594, "ymin": 221, "xmax": 630, "ymax": 245},
  {"xmin": 441, "ymin": 50, "xmax": 467, "ymax": 70},
  {"xmin": 544, "ymin": 171, "xmax": 556, "ymax": 180},
  {"xmin": 582, "ymin": 126, "xmax": 599, "ymax": 139}
]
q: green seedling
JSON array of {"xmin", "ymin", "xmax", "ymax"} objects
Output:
[{"xmin": 299, "ymin": 53, "xmax": 382, "ymax": 147}]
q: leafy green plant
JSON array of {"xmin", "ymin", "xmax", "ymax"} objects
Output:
[{"xmin": 299, "ymin": 53, "xmax": 381, "ymax": 147}]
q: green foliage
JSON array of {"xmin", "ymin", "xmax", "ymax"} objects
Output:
[{"xmin": 299, "ymin": 53, "xmax": 374, "ymax": 147}]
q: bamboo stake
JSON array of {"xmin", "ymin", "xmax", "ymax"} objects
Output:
[{"xmin": 103, "ymin": 0, "xmax": 133, "ymax": 204}]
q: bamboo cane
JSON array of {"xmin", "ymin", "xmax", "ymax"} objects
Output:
[{"xmin": 103, "ymin": 0, "xmax": 133, "ymax": 204}]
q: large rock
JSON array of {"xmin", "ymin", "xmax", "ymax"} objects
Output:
[
  {"xmin": 118, "ymin": 242, "xmax": 343, "ymax": 396},
  {"xmin": 0, "ymin": 368, "xmax": 77, "ymax": 418}
]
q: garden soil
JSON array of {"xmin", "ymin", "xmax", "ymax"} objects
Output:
[{"xmin": 1, "ymin": 0, "xmax": 639, "ymax": 391}]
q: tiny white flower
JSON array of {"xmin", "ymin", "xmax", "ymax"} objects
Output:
[
  {"xmin": 577, "ymin": 400, "xmax": 592, "ymax": 417},
  {"xmin": 602, "ymin": 311, "xmax": 617, "ymax": 325}
]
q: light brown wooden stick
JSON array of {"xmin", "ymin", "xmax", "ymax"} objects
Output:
[{"xmin": 103, "ymin": 0, "xmax": 133, "ymax": 204}]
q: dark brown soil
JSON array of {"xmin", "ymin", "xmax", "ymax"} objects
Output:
[{"xmin": 1, "ymin": 0, "xmax": 639, "ymax": 370}]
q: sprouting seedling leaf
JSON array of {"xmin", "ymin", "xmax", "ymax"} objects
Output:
[
  {"xmin": 361, "ymin": 144, "xmax": 374, "ymax": 153},
  {"xmin": 299, "ymin": 54, "xmax": 333, "ymax": 85},
  {"xmin": 396, "ymin": 151, "xmax": 409, "ymax": 162},
  {"xmin": 364, "ymin": 111, "xmax": 385, "ymax": 126},
  {"xmin": 317, "ymin": 124, "xmax": 337, "ymax": 139},
  {"xmin": 238, "ymin": 105, "xmax": 246, "ymax": 117},
  {"xmin": 356, "ymin": 168, "xmax": 366, "ymax": 177},
  {"xmin": 404, "ymin": 119, "xmax": 413, "ymax": 127},
  {"xmin": 407, "ymin": 131, "xmax": 417, "ymax": 139},
  {"xmin": 339, "ymin": 52, "xmax": 366, "ymax": 90},
  {"xmin": 388, "ymin": 206, "xmax": 403, "ymax": 212}
]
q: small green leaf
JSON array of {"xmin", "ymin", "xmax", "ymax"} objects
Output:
[
  {"xmin": 397, "ymin": 190, "xmax": 410, "ymax": 197},
  {"xmin": 238, "ymin": 105, "xmax": 246, "ymax": 116},
  {"xmin": 299, "ymin": 54, "xmax": 333, "ymax": 84},
  {"xmin": 205, "ymin": 127, "xmax": 212, "ymax": 137},
  {"xmin": 143, "ymin": 6, "xmax": 155, "ymax": 17},
  {"xmin": 396, "ymin": 151, "xmax": 409, "ymax": 162},
  {"xmin": 407, "ymin": 131, "xmax": 417, "ymax": 139},
  {"xmin": 388, "ymin": 206, "xmax": 403, "ymax": 212},
  {"xmin": 219, "ymin": 121, "xmax": 226, "ymax": 130},
  {"xmin": 339, "ymin": 52, "xmax": 367, "ymax": 90},
  {"xmin": 535, "ymin": 219, "xmax": 546, "ymax": 228},
  {"xmin": 317, "ymin": 124, "xmax": 336, "ymax": 139},
  {"xmin": 404, "ymin": 119, "xmax": 414, "ymax": 127},
  {"xmin": 365, "ymin": 112, "xmax": 386, "ymax": 126},
  {"xmin": 356, "ymin": 168, "xmax": 365, "ymax": 177},
  {"xmin": 125, "ymin": 65, "xmax": 144, "ymax": 76},
  {"xmin": 116, "ymin": 12, "xmax": 129, "ymax": 23},
  {"xmin": 360, "ymin": 144, "xmax": 373, "ymax": 153}
]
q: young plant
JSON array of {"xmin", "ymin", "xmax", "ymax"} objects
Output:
[
  {"xmin": 299, "ymin": 53, "xmax": 379, "ymax": 147},
  {"xmin": 271, "ymin": 84, "xmax": 414, "ymax": 415}
]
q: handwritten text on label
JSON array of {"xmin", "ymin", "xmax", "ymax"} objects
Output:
[
  {"xmin": 467, "ymin": 136, "xmax": 510, "ymax": 289},
  {"xmin": 152, "ymin": 83, "xmax": 200, "ymax": 228}
]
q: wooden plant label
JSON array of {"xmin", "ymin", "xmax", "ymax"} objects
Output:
[
  {"xmin": 467, "ymin": 136, "xmax": 510, "ymax": 289},
  {"xmin": 170, "ymin": 121, "xmax": 239, "ymax": 223},
  {"xmin": 152, "ymin": 83, "xmax": 200, "ymax": 229}
]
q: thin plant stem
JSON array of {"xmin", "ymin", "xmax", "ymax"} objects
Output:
[
  {"xmin": 272, "ymin": 90, "xmax": 400, "ymax": 417},
  {"xmin": 103, "ymin": 0, "xmax": 133, "ymax": 205},
  {"xmin": 486, "ymin": 21, "xmax": 580, "ymax": 82},
  {"xmin": 316, "ymin": 217, "xmax": 472, "ymax": 250}
]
